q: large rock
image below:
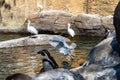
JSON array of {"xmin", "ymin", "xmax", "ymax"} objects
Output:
[
  {"xmin": 74, "ymin": 13, "xmax": 105, "ymax": 36},
  {"xmin": 101, "ymin": 15, "xmax": 114, "ymax": 30},
  {"xmin": 24, "ymin": 10, "xmax": 72, "ymax": 35},
  {"xmin": 33, "ymin": 68, "xmax": 85, "ymax": 80},
  {"xmin": 74, "ymin": 13, "xmax": 102, "ymax": 29},
  {"xmin": 0, "ymin": 11, "xmax": 115, "ymax": 36},
  {"xmin": 87, "ymin": 37, "xmax": 120, "ymax": 67},
  {"xmin": 0, "ymin": 34, "xmax": 70, "ymax": 48},
  {"xmin": 24, "ymin": 12, "xmax": 109, "ymax": 36}
]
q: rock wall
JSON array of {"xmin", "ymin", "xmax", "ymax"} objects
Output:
[
  {"xmin": 0, "ymin": 9, "xmax": 114, "ymax": 36},
  {"xmin": 0, "ymin": 0, "xmax": 119, "ymax": 27},
  {"xmin": 23, "ymin": 11, "xmax": 114, "ymax": 36}
]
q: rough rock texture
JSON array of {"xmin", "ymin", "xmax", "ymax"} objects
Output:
[
  {"xmin": 0, "ymin": 34, "xmax": 70, "ymax": 48},
  {"xmin": 74, "ymin": 13, "xmax": 102, "ymax": 29},
  {"xmin": 101, "ymin": 15, "xmax": 114, "ymax": 30},
  {"xmin": 71, "ymin": 64, "xmax": 118, "ymax": 80},
  {"xmin": 23, "ymin": 10, "xmax": 72, "ymax": 35},
  {"xmin": 74, "ymin": 13, "xmax": 105, "ymax": 36},
  {"xmin": 23, "ymin": 12, "xmax": 114, "ymax": 36},
  {"xmin": 0, "ymin": 11, "xmax": 115, "ymax": 36},
  {"xmin": 1, "ymin": 0, "xmax": 119, "ymax": 28}
]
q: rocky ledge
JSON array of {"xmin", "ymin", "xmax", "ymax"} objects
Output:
[
  {"xmin": 0, "ymin": 10, "xmax": 114, "ymax": 36},
  {"xmin": 23, "ymin": 10, "xmax": 114, "ymax": 36},
  {"xmin": 0, "ymin": 34, "xmax": 70, "ymax": 48}
]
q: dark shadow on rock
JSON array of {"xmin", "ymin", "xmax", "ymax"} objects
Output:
[
  {"xmin": 5, "ymin": 73, "xmax": 32, "ymax": 80},
  {"xmin": 113, "ymin": 64, "xmax": 120, "ymax": 80},
  {"xmin": 61, "ymin": 61, "xmax": 71, "ymax": 69},
  {"xmin": 110, "ymin": 37, "xmax": 120, "ymax": 56},
  {"xmin": 113, "ymin": 1, "xmax": 120, "ymax": 46}
]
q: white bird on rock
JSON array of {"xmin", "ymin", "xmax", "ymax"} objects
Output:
[
  {"xmin": 37, "ymin": 3, "xmax": 43, "ymax": 12},
  {"xmin": 27, "ymin": 20, "xmax": 38, "ymax": 38},
  {"xmin": 49, "ymin": 36, "xmax": 77, "ymax": 59},
  {"xmin": 67, "ymin": 23, "xmax": 75, "ymax": 37}
]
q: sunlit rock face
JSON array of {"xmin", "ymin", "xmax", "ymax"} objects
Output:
[
  {"xmin": 74, "ymin": 13, "xmax": 105, "ymax": 36},
  {"xmin": 23, "ymin": 12, "xmax": 115, "ymax": 36},
  {"xmin": 72, "ymin": 64, "xmax": 118, "ymax": 80},
  {"xmin": 0, "ymin": 34, "xmax": 71, "ymax": 48},
  {"xmin": 33, "ymin": 68, "xmax": 85, "ymax": 80},
  {"xmin": 75, "ymin": 13, "xmax": 102, "ymax": 29},
  {"xmin": 24, "ymin": 10, "xmax": 72, "ymax": 35},
  {"xmin": 1, "ymin": 0, "xmax": 118, "ymax": 28},
  {"xmin": 101, "ymin": 15, "xmax": 114, "ymax": 30},
  {"xmin": 88, "ymin": 37, "xmax": 120, "ymax": 67}
]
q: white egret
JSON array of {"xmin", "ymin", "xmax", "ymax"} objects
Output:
[
  {"xmin": 27, "ymin": 20, "xmax": 38, "ymax": 38},
  {"xmin": 67, "ymin": 23, "xmax": 75, "ymax": 37},
  {"xmin": 49, "ymin": 36, "xmax": 77, "ymax": 59},
  {"xmin": 37, "ymin": 3, "xmax": 43, "ymax": 12},
  {"xmin": 37, "ymin": 49, "xmax": 59, "ymax": 73}
]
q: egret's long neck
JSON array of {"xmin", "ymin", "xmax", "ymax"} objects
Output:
[
  {"xmin": 27, "ymin": 21, "xmax": 30, "ymax": 27},
  {"xmin": 68, "ymin": 25, "xmax": 70, "ymax": 29}
]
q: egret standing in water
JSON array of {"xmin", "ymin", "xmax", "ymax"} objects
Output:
[
  {"xmin": 67, "ymin": 23, "xmax": 75, "ymax": 37},
  {"xmin": 37, "ymin": 3, "xmax": 43, "ymax": 12},
  {"xmin": 27, "ymin": 20, "xmax": 38, "ymax": 38}
]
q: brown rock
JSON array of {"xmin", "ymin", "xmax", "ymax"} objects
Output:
[
  {"xmin": 101, "ymin": 15, "xmax": 114, "ymax": 30},
  {"xmin": 74, "ymin": 13, "xmax": 102, "ymax": 29}
]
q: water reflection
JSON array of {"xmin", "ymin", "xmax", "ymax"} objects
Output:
[
  {"xmin": 0, "ymin": 34, "xmax": 24, "ymax": 41},
  {"xmin": 0, "ymin": 35, "xmax": 102, "ymax": 79}
]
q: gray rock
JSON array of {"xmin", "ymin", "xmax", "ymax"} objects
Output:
[
  {"xmin": 33, "ymin": 68, "xmax": 85, "ymax": 80},
  {"xmin": 101, "ymin": 15, "xmax": 114, "ymax": 30},
  {"xmin": 0, "ymin": 11, "xmax": 115, "ymax": 36},
  {"xmin": 74, "ymin": 13, "xmax": 105, "ymax": 36},
  {"xmin": 0, "ymin": 34, "xmax": 70, "ymax": 48},
  {"xmin": 24, "ymin": 10, "xmax": 72, "ymax": 35},
  {"xmin": 74, "ymin": 13, "xmax": 102, "ymax": 29},
  {"xmin": 88, "ymin": 37, "xmax": 120, "ymax": 67}
]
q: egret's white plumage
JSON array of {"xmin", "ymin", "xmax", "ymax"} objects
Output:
[
  {"xmin": 27, "ymin": 20, "xmax": 38, "ymax": 36},
  {"xmin": 49, "ymin": 36, "xmax": 77, "ymax": 59},
  {"xmin": 67, "ymin": 23, "xmax": 75, "ymax": 37},
  {"xmin": 37, "ymin": 3, "xmax": 43, "ymax": 12}
]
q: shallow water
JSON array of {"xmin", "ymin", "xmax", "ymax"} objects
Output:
[{"xmin": 0, "ymin": 34, "xmax": 102, "ymax": 79}]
